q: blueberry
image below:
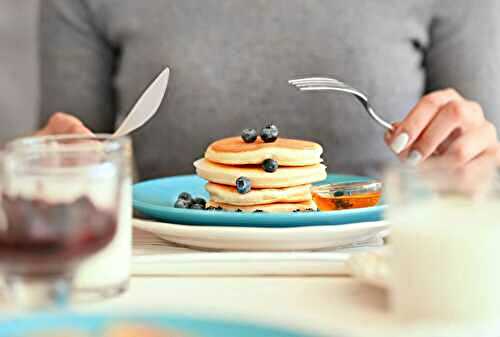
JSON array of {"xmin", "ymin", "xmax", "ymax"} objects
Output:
[
  {"xmin": 253, "ymin": 209, "xmax": 264, "ymax": 213},
  {"xmin": 235, "ymin": 209, "xmax": 243, "ymax": 212},
  {"xmin": 260, "ymin": 124, "xmax": 279, "ymax": 143},
  {"xmin": 215, "ymin": 206, "xmax": 224, "ymax": 211},
  {"xmin": 241, "ymin": 128, "xmax": 258, "ymax": 143},
  {"xmin": 174, "ymin": 199, "xmax": 191, "ymax": 209},
  {"xmin": 193, "ymin": 197, "xmax": 206, "ymax": 207},
  {"xmin": 178, "ymin": 192, "xmax": 192, "ymax": 202},
  {"xmin": 262, "ymin": 159, "xmax": 278, "ymax": 173},
  {"xmin": 190, "ymin": 203, "xmax": 205, "ymax": 210},
  {"xmin": 293, "ymin": 209, "xmax": 301, "ymax": 213},
  {"xmin": 236, "ymin": 176, "xmax": 251, "ymax": 194}
]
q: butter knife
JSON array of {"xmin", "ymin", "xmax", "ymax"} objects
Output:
[{"xmin": 113, "ymin": 67, "xmax": 170, "ymax": 138}]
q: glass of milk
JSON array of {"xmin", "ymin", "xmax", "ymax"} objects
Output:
[
  {"xmin": 0, "ymin": 134, "xmax": 132, "ymax": 306},
  {"xmin": 385, "ymin": 157, "xmax": 500, "ymax": 328}
]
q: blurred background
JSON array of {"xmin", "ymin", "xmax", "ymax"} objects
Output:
[{"xmin": 0, "ymin": 1, "xmax": 38, "ymax": 144}]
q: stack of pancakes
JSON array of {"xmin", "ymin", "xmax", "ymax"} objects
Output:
[{"xmin": 194, "ymin": 136, "xmax": 327, "ymax": 212}]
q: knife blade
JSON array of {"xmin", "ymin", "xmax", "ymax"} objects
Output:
[{"xmin": 113, "ymin": 67, "xmax": 170, "ymax": 138}]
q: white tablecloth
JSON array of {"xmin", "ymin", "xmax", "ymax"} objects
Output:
[
  {"xmin": 99, "ymin": 229, "xmax": 392, "ymax": 336},
  {"xmin": 78, "ymin": 276, "xmax": 392, "ymax": 337}
]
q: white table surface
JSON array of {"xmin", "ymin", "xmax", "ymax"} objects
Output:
[{"xmin": 76, "ymin": 275, "xmax": 394, "ymax": 337}]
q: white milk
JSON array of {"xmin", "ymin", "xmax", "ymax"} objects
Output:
[
  {"xmin": 389, "ymin": 197, "xmax": 500, "ymax": 324},
  {"xmin": 74, "ymin": 179, "xmax": 131, "ymax": 292}
]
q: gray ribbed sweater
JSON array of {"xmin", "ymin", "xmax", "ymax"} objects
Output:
[{"xmin": 40, "ymin": 0, "xmax": 500, "ymax": 179}]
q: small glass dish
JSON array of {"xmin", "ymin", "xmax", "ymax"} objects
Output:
[{"xmin": 312, "ymin": 180, "xmax": 382, "ymax": 211}]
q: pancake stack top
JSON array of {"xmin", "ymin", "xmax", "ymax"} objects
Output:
[{"xmin": 194, "ymin": 129, "xmax": 327, "ymax": 212}]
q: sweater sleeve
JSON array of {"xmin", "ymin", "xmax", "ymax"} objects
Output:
[
  {"xmin": 39, "ymin": 0, "xmax": 117, "ymax": 132},
  {"xmin": 425, "ymin": 0, "xmax": 500, "ymax": 128}
]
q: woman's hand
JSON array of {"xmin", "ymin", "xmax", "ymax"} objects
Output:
[
  {"xmin": 385, "ymin": 88, "xmax": 499, "ymax": 167},
  {"xmin": 36, "ymin": 112, "xmax": 92, "ymax": 136}
]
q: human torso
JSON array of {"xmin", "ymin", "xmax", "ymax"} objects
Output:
[{"xmin": 89, "ymin": 0, "xmax": 434, "ymax": 178}]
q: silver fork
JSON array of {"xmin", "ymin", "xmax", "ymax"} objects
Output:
[{"xmin": 288, "ymin": 77, "xmax": 394, "ymax": 131}]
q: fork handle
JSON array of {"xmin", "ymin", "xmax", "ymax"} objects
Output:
[{"xmin": 355, "ymin": 97, "xmax": 394, "ymax": 131}]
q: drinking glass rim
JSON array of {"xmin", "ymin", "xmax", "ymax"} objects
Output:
[
  {"xmin": 385, "ymin": 158, "xmax": 500, "ymax": 198},
  {"xmin": 4, "ymin": 134, "xmax": 130, "ymax": 154}
]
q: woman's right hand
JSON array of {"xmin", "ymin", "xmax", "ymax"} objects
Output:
[{"xmin": 36, "ymin": 112, "xmax": 93, "ymax": 136}]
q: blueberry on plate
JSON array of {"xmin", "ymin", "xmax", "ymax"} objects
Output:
[
  {"xmin": 253, "ymin": 209, "xmax": 264, "ymax": 213},
  {"xmin": 262, "ymin": 158, "xmax": 278, "ymax": 172},
  {"xmin": 178, "ymin": 192, "xmax": 192, "ymax": 202},
  {"xmin": 236, "ymin": 176, "xmax": 251, "ymax": 194},
  {"xmin": 190, "ymin": 203, "xmax": 205, "ymax": 210},
  {"xmin": 241, "ymin": 128, "xmax": 258, "ymax": 143},
  {"xmin": 193, "ymin": 197, "xmax": 207, "ymax": 207},
  {"xmin": 235, "ymin": 209, "xmax": 243, "ymax": 212},
  {"xmin": 260, "ymin": 124, "xmax": 279, "ymax": 143},
  {"xmin": 174, "ymin": 198, "xmax": 191, "ymax": 209}
]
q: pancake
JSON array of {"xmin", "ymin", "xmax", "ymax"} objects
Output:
[
  {"xmin": 207, "ymin": 200, "xmax": 318, "ymax": 213},
  {"xmin": 206, "ymin": 182, "xmax": 312, "ymax": 206},
  {"xmin": 194, "ymin": 158, "xmax": 327, "ymax": 188},
  {"xmin": 205, "ymin": 137, "xmax": 323, "ymax": 166}
]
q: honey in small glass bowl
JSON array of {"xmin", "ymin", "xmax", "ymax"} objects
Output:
[{"xmin": 312, "ymin": 180, "xmax": 382, "ymax": 211}]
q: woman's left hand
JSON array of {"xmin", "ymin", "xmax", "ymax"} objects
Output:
[{"xmin": 385, "ymin": 88, "xmax": 499, "ymax": 167}]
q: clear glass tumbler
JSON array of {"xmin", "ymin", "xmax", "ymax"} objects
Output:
[
  {"xmin": 0, "ymin": 134, "xmax": 132, "ymax": 308},
  {"xmin": 385, "ymin": 156, "xmax": 500, "ymax": 327}
]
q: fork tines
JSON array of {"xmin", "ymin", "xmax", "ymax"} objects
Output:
[{"xmin": 288, "ymin": 77, "xmax": 347, "ymax": 90}]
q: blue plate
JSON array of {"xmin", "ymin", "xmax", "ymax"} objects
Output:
[
  {"xmin": 133, "ymin": 174, "xmax": 385, "ymax": 228},
  {"xmin": 0, "ymin": 313, "xmax": 322, "ymax": 337}
]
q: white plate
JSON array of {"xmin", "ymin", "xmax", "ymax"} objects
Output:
[{"xmin": 133, "ymin": 219, "xmax": 389, "ymax": 251}]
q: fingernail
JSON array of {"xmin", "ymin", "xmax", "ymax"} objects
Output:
[
  {"xmin": 390, "ymin": 132, "xmax": 409, "ymax": 154},
  {"xmin": 407, "ymin": 150, "xmax": 422, "ymax": 166}
]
